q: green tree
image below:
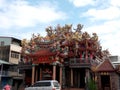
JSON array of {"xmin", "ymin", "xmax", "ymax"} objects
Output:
[{"xmin": 87, "ymin": 78, "xmax": 97, "ymax": 90}]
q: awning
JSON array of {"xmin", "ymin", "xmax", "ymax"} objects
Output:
[{"xmin": 0, "ymin": 60, "xmax": 11, "ymax": 65}]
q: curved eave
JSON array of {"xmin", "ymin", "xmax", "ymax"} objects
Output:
[
  {"xmin": 25, "ymin": 49, "xmax": 57, "ymax": 57},
  {"xmin": 28, "ymin": 53, "xmax": 56, "ymax": 57},
  {"xmin": 96, "ymin": 70, "xmax": 115, "ymax": 72}
]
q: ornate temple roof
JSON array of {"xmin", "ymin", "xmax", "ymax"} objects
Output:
[
  {"xmin": 28, "ymin": 49, "xmax": 56, "ymax": 57},
  {"xmin": 21, "ymin": 24, "xmax": 109, "ymax": 65},
  {"xmin": 95, "ymin": 58, "xmax": 115, "ymax": 72}
]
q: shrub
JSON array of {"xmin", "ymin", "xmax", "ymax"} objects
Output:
[{"xmin": 87, "ymin": 78, "xmax": 97, "ymax": 90}]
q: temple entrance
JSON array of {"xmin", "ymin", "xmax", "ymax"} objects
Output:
[
  {"xmin": 41, "ymin": 64, "xmax": 52, "ymax": 80},
  {"xmin": 101, "ymin": 75, "xmax": 111, "ymax": 90},
  {"xmin": 73, "ymin": 68, "xmax": 85, "ymax": 88},
  {"xmin": 56, "ymin": 65, "xmax": 60, "ymax": 82}
]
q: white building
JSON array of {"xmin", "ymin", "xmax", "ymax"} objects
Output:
[{"xmin": 109, "ymin": 55, "xmax": 120, "ymax": 66}]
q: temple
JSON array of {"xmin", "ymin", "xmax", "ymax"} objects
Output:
[{"xmin": 20, "ymin": 24, "xmax": 120, "ymax": 90}]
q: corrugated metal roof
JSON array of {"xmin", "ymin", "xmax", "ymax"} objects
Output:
[{"xmin": 0, "ymin": 60, "xmax": 10, "ymax": 65}]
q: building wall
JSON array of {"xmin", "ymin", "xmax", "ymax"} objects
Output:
[
  {"xmin": 9, "ymin": 44, "xmax": 22, "ymax": 64},
  {"xmin": 96, "ymin": 72, "xmax": 120, "ymax": 90},
  {"xmin": 0, "ymin": 37, "xmax": 21, "ymax": 64},
  {"xmin": 0, "ymin": 37, "xmax": 12, "ymax": 45},
  {"xmin": 0, "ymin": 37, "xmax": 23, "ymax": 90},
  {"xmin": 109, "ymin": 56, "xmax": 120, "ymax": 62},
  {"xmin": 110, "ymin": 73, "xmax": 120, "ymax": 90},
  {"xmin": 0, "ymin": 46, "xmax": 10, "ymax": 61}
]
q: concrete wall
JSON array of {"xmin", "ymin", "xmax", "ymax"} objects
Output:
[{"xmin": 9, "ymin": 44, "xmax": 22, "ymax": 64}]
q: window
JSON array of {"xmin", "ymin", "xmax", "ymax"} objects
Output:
[
  {"xmin": 34, "ymin": 82, "xmax": 51, "ymax": 87},
  {"xmin": 1, "ymin": 41, "xmax": 4, "ymax": 46},
  {"xmin": 53, "ymin": 82, "xmax": 59, "ymax": 87},
  {"xmin": 11, "ymin": 51, "xmax": 19, "ymax": 59}
]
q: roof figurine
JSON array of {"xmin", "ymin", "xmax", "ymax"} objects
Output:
[{"xmin": 74, "ymin": 24, "xmax": 83, "ymax": 33}]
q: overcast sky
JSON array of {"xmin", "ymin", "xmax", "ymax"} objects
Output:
[{"xmin": 0, "ymin": 0, "xmax": 120, "ymax": 56}]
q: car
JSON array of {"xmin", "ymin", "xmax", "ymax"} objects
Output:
[{"xmin": 25, "ymin": 80, "xmax": 61, "ymax": 90}]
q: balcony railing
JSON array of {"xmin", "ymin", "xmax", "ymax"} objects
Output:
[{"xmin": 69, "ymin": 58, "xmax": 91, "ymax": 68}]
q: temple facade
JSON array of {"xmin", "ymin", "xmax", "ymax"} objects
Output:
[{"xmin": 20, "ymin": 24, "xmax": 120, "ymax": 90}]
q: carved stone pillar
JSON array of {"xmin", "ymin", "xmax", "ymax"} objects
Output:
[
  {"xmin": 60, "ymin": 64, "xmax": 63, "ymax": 85},
  {"xmin": 53, "ymin": 64, "xmax": 56, "ymax": 80},
  {"xmin": 62, "ymin": 66, "xmax": 65, "ymax": 88},
  {"xmin": 35, "ymin": 68, "xmax": 38, "ymax": 82},
  {"xmin": 85, "ymin": 69, "xmax": 90, "ymax": 80},
  {"xmin": 71, "ymin": 68, "xmax": 73, "ymax": 87},
  {"xmin": 40, "ymin": 68, "xmax": 42, "ymax": 80},
  {"xmin": 32, "ymin": 64, "xmax": 35, "ymax": 85},
  {"xmin": 85, "ymin": 68, "xmax": 90, "ymax": 90}
]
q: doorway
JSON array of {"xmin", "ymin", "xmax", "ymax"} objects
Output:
[
  {"xmin": 101, "ymin": 75, "xmax": 111, "ymax": 90},
  {"xmin": 73, "ymin": 68, "xmax": 85, "ymax": 88}
]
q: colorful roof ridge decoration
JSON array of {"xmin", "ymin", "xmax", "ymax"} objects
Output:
[
  {"xmin": 21, "ymin": 24, "xmax": 111, "ymax": 64},
  {"xmin": 95, "ymin": 58, "xmax": 115, "ymax": 72},
  {"xmin": 21, "ymin": 24, "xmax": 100, "ymax": 55}
]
